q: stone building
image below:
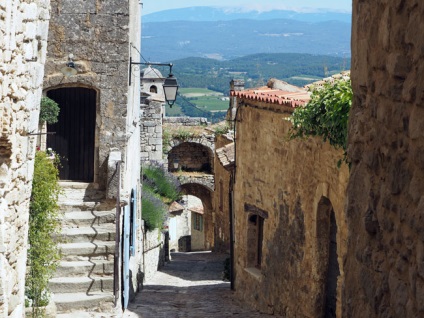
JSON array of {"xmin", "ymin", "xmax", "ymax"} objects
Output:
[
  {"xmin": 0, "ymin": 1, "xmax": 51, "ymax": 316},
  {"xmin": 217, "ymin": 81, "xmax": 350, "ymax": 316},
  {"xmin": 343, "ymin": 1, "xmax": 424, "ymax": 317},
  {"xmin": 140, "ymin": 66, "xmax": 165, "ymax": 164},
  {"xmin": 214, "ymin": 135, "xmax": 234, "ymax": 254},
  {"xmin": 41, "ymin": 0, "xmax": 143, "ymax": 313}
]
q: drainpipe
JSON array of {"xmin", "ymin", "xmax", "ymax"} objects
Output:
[
  {"xmin": 229, "ymin": 172, "xmax": 235, "ymax": 290},
  {"xmin": 229, "ymin": 100, "xmax": 243, "ymax": 291},
  {"xmin": 114, "ymin": 160, "xmax": 122, "ymax": 305}
]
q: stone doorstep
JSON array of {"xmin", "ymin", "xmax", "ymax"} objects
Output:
[
  {"xmin": 50, "ymin": 276, "xmax": 114, "ymax": 294},
  {"xmin": 58, "ymin": 182, "xmax": 101, "ymax": 190},
  {"xmin": 60, "ymin": 225, "xmax": 116, "ymax": 243},
  {"xmin": 54, "ymin": 260, "xmax": 114, "ymax": 278},
  {"xmin": 53, "ymin": 292, "xmax": 115, "ymax": 313},
  {"xmin": 59, "ymin": 241, "xmax": 116, "ymax": 258}
]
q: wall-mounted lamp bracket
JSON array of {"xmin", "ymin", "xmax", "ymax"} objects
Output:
[{"xmin": 129, "ymin": 57, "xmax": 179, "ymax": 107}]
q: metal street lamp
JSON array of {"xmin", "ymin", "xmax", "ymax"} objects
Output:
[
  {"xmin": 129, "ymin": 57, "xmax": 179, "ymax": 107},
  {"xmin": 61, "ymin": 54, "xmax": 78, "ymax": 77}
]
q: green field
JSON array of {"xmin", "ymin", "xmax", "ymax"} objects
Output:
[
  {"xmin": 165, "ymin": 104, "xmax": 183, "ymax": 116},
  {"xmin": 188, "ymin": 96, "xmax": 228, "ymax": 111},
  {"xmin": 179, "ymin": 88, "xmax": 219, "ymax": 95},
  {"xmin": 178, "ymin": 87, "xmax": 229, "ymax": 112}
]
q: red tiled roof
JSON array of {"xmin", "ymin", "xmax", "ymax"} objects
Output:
[
  {"xmin": 230, "ymin": 87, "xmax": 310, "ymax": 108},
  {"xmin": 216, "ymin": 142, "xmax": 235, "ymax": 170},
  {"xmin": 189, "ymin": 205, "xmax": 204, "ymax": 215},
  {"xmin": 169, "ymin": 201, "xmax": 184, "ymax": 213}
]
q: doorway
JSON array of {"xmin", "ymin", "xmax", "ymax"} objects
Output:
[{"xmin": 46, "ymin": 87, "xmax": 96, "ymax": 182}]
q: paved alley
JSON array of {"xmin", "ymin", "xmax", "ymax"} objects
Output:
[{"xmin": 124, "ymin": 252, "xmax": 276, "ymax": 318}]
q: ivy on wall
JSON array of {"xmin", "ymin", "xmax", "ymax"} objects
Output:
[{"xmin": 289, "ymin": 79, "xmax": 352, "ymax": 165}]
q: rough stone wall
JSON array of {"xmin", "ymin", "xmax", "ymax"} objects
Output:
[
  {"xmin": 233, "ymin": 100, "xmax": 349, "ymax": 317},
  {"xmin": 43, "ymin": 0, "xmax": 143, "ymax": 303},
  {"xmin": 0, "ymin": 0, "xmax": 50, "ymax": 316},
  {"xmin": 163, "ymin": 117, "xmax": 209, "ymax": 126},
  {"xmin": 213, "ymin": 135, "xmax": 233, "ymax": 253},
  {"xmin": 142, "ymin": 228, "xmax": 166, "ymax": 282},
  {"xmin": 141, "ymin": 100, "xmax": 163, "ymax": 163},
  {"xmin": 344, "ymin": 1, "xmax": 424, "ymax": 317},
  {"xmin": 43, "ymin": 0, "xmax": 141, "ymax": 191}
]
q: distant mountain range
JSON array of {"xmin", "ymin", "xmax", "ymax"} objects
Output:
[
  {"xmin": 143, "ymin": 6, "xmax": 352, "ymax": 23},
  {"xmin": 141, "ymin": 7, "xmax": 351, "ymax": 62}
]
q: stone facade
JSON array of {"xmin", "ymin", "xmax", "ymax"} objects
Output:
[
  {"xmin": 142, "ymin": 228, "xmax": 167, "ymax": 282},
  {"xmin": 42, "ymin": 0, "xmax": 143, "ymax": 310},
  {"xmin": 140, "ymin": 99, "xmax": 163, "ymax": 163},
  {"xmin": 0, "ymin": 1, "xmax": 50, "ymax": 316},
  {"xmin": 140, "ymin": 67, "xmax": 165, "ymax": 164},
  {"xmin": 213, "ymin": 135, "xmax": 234, "ymax": 253},
  {"xmin": 344, "ymin": 1, "xmax": 424, "ymax": 317},
  {"xmin": 230, "ymin": 89, "xmax": 349, "ymax": 316}
]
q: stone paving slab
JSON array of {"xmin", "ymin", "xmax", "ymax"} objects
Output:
[{"xmin": 123, "ymin": 251, "xmax": 279, "ymax": 318}]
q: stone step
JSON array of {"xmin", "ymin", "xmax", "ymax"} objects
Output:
[
  {"xmin": 63, "ymin": 211, "xmax": 115, "ymax": 227},
  {"xmin": 58, "ymin": 184, "xmax": 105, "ymax": 203},
  {"xmin": 53, "ymin": 292, "xmax": 115, "ymax": 313},
  {"xmin": 60, "ymin": 225, "xmax": 116, "ymax": 243},
  {"xmin": 59, "ymin": 241, "xmax": 115, "ymax": 260},
  {"xmin": 50, "ymin": 276, "xmax": 114, "ymax": 294},
  {"xmin": 54, "ymin": 260, "xmax": 114, "ymax": 278}
]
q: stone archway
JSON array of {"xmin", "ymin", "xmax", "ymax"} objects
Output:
[
  {"xmin": 168, "ymin": 142, "xmax": 214, "ymax": 174},
  {"xmin": 316, "ymin": 196, "xmax": 340, "ymax": 318},
  {"xmin": 180, "ymin": 183, "xmax": 214, "ymax": 250}
]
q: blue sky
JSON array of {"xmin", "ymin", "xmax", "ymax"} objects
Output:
[{"xmin": 142, "ymin": 0, "xmax": 352, "ymax": 15}]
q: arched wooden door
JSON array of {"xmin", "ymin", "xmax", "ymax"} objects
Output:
[{"xmin": 47, "ymin": 87, "xmax": 96, "ymax": 182}]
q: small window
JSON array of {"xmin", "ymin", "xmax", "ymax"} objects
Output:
[
  {"xmin": 247, "ymin": 214, "xmax": 264, "ymax": 269},
  {"xmin": 150, "ymin": 85, "xmax": 158, "ymax": 93},
  {"xmin": 193, "ymin": 214, "xmax": 203, "ymax": 231},
  {"xmin": 219, "ymin": 180, "xmax": 224, "ymax": 211}
]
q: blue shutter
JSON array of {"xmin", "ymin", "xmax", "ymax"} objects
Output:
[
  {"xmin": 130, "ymin": 188, "xmax": 137, "ymax": 256},
  {"xmin": 122, "ymin": 205, "xmax": 130, "ymax": 309}
]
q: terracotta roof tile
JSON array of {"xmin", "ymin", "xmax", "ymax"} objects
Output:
[
  {"xmin": 230, "ymin": 87, "xmax": 310, "ymax": 108},
  {"xmin": 216, "ymin": 142, "xmax": 235, "ymax": 169},
  {"xmin": 189, "ymin": 205, "xmax": 204, "ymax": 215},
  {"xmin": 169, "ymin": 201, "xmax": 184, "ymax": 213}
]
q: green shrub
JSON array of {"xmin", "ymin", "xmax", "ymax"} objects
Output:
[
  {"xmin": 162, "ymin": 128, "xmax": 171, "ymax": 154},
  {"xmin": 213, "ymin": 123, "xmax": 230, "ymax": 136},
  {"xmin": 26, "ymin": 151, "xmax": 62, "ymax": 316},
  {"xmin": 289, "ymin": 79, "xmax": 352, "ymax": 165},
  {"xmin": 142, "ymin": 186, "xmax": 168, "ymax": 231},
  {"xmin": 39, "ymin": 97, "xmax": 60, "ymax": 124},
  {"xmin": 143, "ymin": 162, "xmax": 181, "ymax": 204},
  {"xmin": 142, "ymin": 162, "xmax": 181, "ymax": 231}
]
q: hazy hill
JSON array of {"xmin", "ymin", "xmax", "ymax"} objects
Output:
[
  {"xmin": 143, "ymin": 6, "xmax": 352, "ymax": 23},
  {"xmin": 142, "ymin": 18, "xmax": 351, "ymax": 62},
  {"xmin": 169, "ymin": 53, "xmax": 350, "ymax": 93}
]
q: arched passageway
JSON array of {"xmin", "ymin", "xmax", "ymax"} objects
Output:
[
  {"xmin": 168, "ymin": 142, "xmax": 214, "ymax": 174},
  {"xmin": 177, "ymin": 183, "xmax": 214, "ymax": 251},
  {"xmin": 316, "ymin": 196, "xmax": 340, "ymax": 318}
]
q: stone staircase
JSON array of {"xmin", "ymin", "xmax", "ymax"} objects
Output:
[{"xmin": 51, "ymin": 182, "xmax": 117, "ymax": 314}]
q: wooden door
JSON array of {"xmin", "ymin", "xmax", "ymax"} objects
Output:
[{"xmin": 47, "ymin": 87, "xmax": 96, "ymax": 182}]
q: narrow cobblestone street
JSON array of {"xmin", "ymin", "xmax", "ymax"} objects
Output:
[{"xmin": 124, "ymin": 252, "xmax": 276, "ymax": 318}]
